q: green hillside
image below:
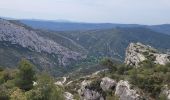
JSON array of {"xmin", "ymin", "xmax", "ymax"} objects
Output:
[{"xmin": 60, "ymin": 27, "xmax": 170, "ymax": 60}]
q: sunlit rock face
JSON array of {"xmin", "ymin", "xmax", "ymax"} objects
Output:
[{"xmin": 125, "ymin": 42, "xmax": 170, "ymax": 67}]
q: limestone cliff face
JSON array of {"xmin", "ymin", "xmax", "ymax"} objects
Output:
[
  {"xmin": 125, "ymin": 42, "xmax": 170, "ymax": 67},
  {"xmin": 0, "ymin": 18, "xmax": 85, "ymax": 66}
]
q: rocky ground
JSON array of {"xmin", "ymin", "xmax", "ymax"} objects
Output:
[
  {"xmin": 56, "ymin": 42, "xmax": 170, "ymax": 100},
  {"xmin": 125, "ymin": 42, "xmax": 170, "ymax": 67}
]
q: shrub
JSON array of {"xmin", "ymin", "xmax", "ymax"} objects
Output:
[
  {"xmin": 0, "ymin": 85, "xmax": 10, "ymax": 100},
  {"xmin": 0, "ymin": 71, "xmax": 11, "ymax": 85},
  {"xmin": 142, "ymin": 51, "xmax": 149, "ymax": 55},
  {"xmin": 117, "ymin": 64, "xmax": 129, "ymax": 75},
  {"xmin": 129, "ymin": 69, "xmax": 138, "ymax": 85},
  {"xmin": 165, "ymin": 63, "xmax": 170, "ymax": 68},
  {"xmin": 10, "ymin": 88, "xmax": 27, "ymax": 100},
  {"xmin": 154, "ymin": 65, "xmax": 168, "ymax": 73},
  {"xmin": 26, "ymin": 73, "xmax": 64, "ymax": 100},
  {"xmin": 158, "ymin": 94, "xmax": 167, "ymax": 100},
  {"xmin": 139, "ymin": 60, "xmax": 155, "ymax": 68},
  {"xmin": 0, "ymin": 67, "xmax": 3, "ymax": 72},
  {"xmin": 100, "ymin": 58, "xmax": 117, "ymax": 72},
  {"xmin": 165, "ymin": 72, "xmax": 170, "ymax": 83},
  {"xmin": 15, "ymin": 59, "xmax": 35, "ymax": 91},
  {"xmin": 133, "ymin": 74, "xmax": 163, "ymax": 98}
]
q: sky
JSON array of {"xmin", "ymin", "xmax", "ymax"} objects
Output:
[{"xmin": 0, "ymin": 0, "xmax": 170, "ymax": 25}]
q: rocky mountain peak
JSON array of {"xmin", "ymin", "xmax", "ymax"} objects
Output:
[{"xmin": 125, "ymin": 42, "xmax": 170, "ymax": 67}]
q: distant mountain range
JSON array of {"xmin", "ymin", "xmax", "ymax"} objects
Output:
[
  {"xmin": 1, "ymin": 18, "xmax": 170, "ymax": 76},
  {"xmin": 20, "ymin": 19, "xmax": 170, "ymax": 35}
]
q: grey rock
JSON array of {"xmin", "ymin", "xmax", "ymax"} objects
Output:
[
  {"xmin": 154, "ymin": 54, "xmax": 170, "ymax": 65},
  {"xmin": 100, "ymin": 77, "xmax": 117, "ymax": 91},
  {"xmin": 78, "ymin": 80, "xmax": 104, "ymax": 100},
  {"xmin": 125, "ymin": 42, "xmax": 170, "ymax": 67},
  {"xmin": 125, "ymin": 43, "xmax": 147, "ymax": 67},
  {"xmin": 115, "ymin": 80, "xmax": 141, "ymax": 100},
  {"xmin": 64, "ymin": 92, "xmax": 74, "ymax": 100}
]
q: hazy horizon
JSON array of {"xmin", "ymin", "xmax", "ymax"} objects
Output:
[{"xmin": 0, "ymin": 0, "xmax": 170, "ymax": 25}]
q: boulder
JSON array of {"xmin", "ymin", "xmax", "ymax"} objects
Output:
[
  {"xmin": 64, "ymin": 92, "xmax": 74, "ymax": 100},
  {"xmin": 54, "ymin": 81, "xmax": 63, "ymax": 87},
  {"xmin": 115, "ymin": 80, "xmax": 141, "ymax": 100},
  {"xmin": 100, "ymin": 77, "xmax": 117, "ymax": 91},
  {"xmin": 78, "ymin": 80, "xmax": 104, "ymax": 100}
]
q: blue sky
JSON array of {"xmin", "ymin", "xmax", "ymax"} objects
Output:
[{"xmin": 0, "ymin": 0, "xmax": 170, "ymax": 25}]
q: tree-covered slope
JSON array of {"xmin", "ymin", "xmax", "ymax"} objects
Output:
[
  {"xmin": 19, "ymin": 19, "xmax": 142, "ymax": 31},
  {"xmin": 60, "ymin": 27, "xmax": 170, "ymax": 60},
  {"xmin": 149, "ymin": 24, "xmax": 170, "ymax": 35},
  {"xmin": 20, "ymin": 19, "xmax": 170, "ymax": 35}
]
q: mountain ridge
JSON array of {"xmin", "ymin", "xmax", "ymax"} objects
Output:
[
  {"xmin": 0, "ymin": 18, "xmax": 87, "ymax": 76},
  {"xmin": 1, "ymin": 18, "xmax": 170, "ymax": 76},
  {"xmin": 19, "ymin": 19, "xmax": 170, "ymax": 35}
]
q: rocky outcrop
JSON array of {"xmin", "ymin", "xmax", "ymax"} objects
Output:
[
  {"xmin": 77, "ymin": 79, "xmax": 141, "ymax": 100},
  {"xmin": 115, "ymin": 80, "xmax": 141, "ymax": 100},
  {"xmin": 125, "ymin": 42, "xmax": 170, "ymax": 67},
  {"xmin": 55, "ymin": 77, "xmax": 67, "ymax": 86},
  {"xmin": 0, "ymin": 18, "xmax": 85, "ymax": 66},
  {"xmin": 64, "ymin": 92, "xmax": 74, "ymax": 100},
  {"xmin": 100, "ymin": 77, "xmax": 117, "ymax": 91},
  {"xmin": 124, "ymin": 43, "xmax": 146, "ymax": 67},
  {"xmin": 78, "ymin": 80, "xmax": 104, "ymax": 100},
  {"xmin": 154, "ymin": 54, "xmax": 170, "ymax": 65}
]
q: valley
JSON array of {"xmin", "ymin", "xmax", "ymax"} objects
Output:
[
  {"xmin": 1, "ymin": 0, "xmax": 170, "ymax": 99},
  {"xmin": 0, "ymin": 18, "xmax": 170, "ymax": 100},
  {"xmin": 1, "ymin": 18, "xmax": 170, "ymax": 77}
]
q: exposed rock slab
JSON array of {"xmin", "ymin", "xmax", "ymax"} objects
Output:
[
  {"xmin": 115, "ymin": 80, "xmax": 141, "ymax": 100},
  {"xmin": 64, "ymin": 92, "xmax": 74, "ymax": 100},
  {"xmin": 78, "ymin": 80, "xmax": 104, "ymax": 100},
  {"xmin": 154, "ymin": 54, "xmax": 170, "ymax": 65},
  {"xmin": 100, "ymin": 77, "xmax": 117, "ymax": 91},
  {"xmin": 125, "ymin": 42, "xmax": 170, "ymax": 67}
]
